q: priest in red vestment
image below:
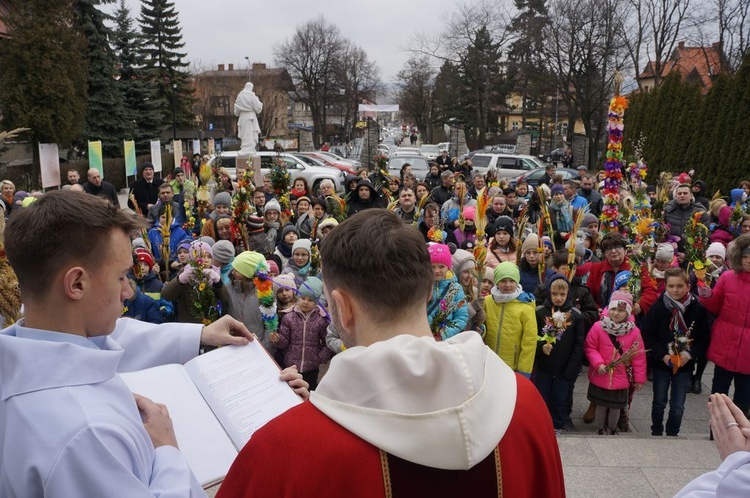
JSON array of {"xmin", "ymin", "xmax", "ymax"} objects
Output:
[{"xmin": 218, "ymin": 210, "xmax": 565, "ymax": 498}]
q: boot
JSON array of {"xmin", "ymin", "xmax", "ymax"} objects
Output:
[
  {"xmin": 617, "ymin": 409, "xmax": 630, "ymax": 432},
  {"xmin": 583, "ymin": 402, "xmax": 596, "ymax": 424},
  {"xmin": 691, "ymin": 377, "xmax": 702, "ymax": 394}
]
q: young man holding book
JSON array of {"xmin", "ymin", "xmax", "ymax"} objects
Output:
[
  {"xmin": 0, "ymin": 190, "xmax": 307, "ymax": 497},
  {"xmin": 219, "ymin": 210, "xmax": 565, "ymax": 497}
]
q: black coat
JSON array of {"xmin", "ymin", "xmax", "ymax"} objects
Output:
[
  {"xmin": 534, "ymin": 304, "xmax": 585, "ymax": 382},
  {"xmin": 130, "ymin": 178, "xmax": 164, "ymax": 214},
  {"xmin": 84, "ymin": 181, "xmax": 120, "ymax": 208},
  {"xmin": 642, "ymin": 293, "xmax": 711, "ymax": 373}
]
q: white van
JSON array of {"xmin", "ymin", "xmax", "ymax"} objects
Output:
[{"xmin": 470, "ymin": 153, "xmax": 546, "ymax": 178}]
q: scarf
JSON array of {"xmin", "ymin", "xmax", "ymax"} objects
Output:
[
  {"xmin": 550, "ymin": 200, "xmax": 573, "ymax": 232},
  {"xmin": 601, "ymin": 316, "xmax": 634, "ymax": 336},
  {"xmin": 491, "ymin": 285, "xmax": 523, "ymax": 303},
  {"xmin": 291, "ymin": 187, "xmax": 307, "ymax": 198},
  {"xmin": 662, "ymin": 292, "xmax": 693, "ymax": 335},
  {"xmin": 276, "ymin": 241, "xmax": 293, "ymax": 258}
]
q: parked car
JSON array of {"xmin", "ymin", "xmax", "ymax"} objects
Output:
[
  {"xmin": 510, "ymin": 167, "xmax": 579, "ymax": 188},
  {"xmin": 393, "ymin": 147, "xmax": 423, "ymax": 157},
  {"xmin": 387, "ymin": 155, "xmax": 430, "ymax": 179},
  {"xmin": 437, "ymin": 142, "xmax": 450, "ymax": 152},
  {"xmin": 316, "ymin": 151, "xmax": 361, "ymax": 168},
  {"xmin": 297, "ymin": 151, "xmax": 357, "ymax": 175},
  {"xmin": 420, "ymin": 144, "xmax": 440, "ymax": 161},
  {"xmin": 377, "ymin": 143, "xmax": 393, "ymax": 157},
  {"xmin": 209, "ymin": 151, "xmax": 345, "ymax": 193},
  {"xmin": 470, "ymin": 153, "xmax": 547, "ymax": 178}
]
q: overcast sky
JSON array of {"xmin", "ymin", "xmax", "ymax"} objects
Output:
[{"xmin": 106, "ymin": 0, "xmax": 462, "ymax": 91}]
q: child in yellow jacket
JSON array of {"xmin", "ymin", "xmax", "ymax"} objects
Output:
[{"xmin": 483, "ymin": 261, "xmax": 537, "ymax": 377}]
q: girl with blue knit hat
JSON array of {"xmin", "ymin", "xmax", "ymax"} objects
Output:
[{"xmin": 483, "ymin": 261, "xmax": 537, "ymax": 377}]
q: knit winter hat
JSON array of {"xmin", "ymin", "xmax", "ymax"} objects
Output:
[
  {"xmin": 706, "ymin": 242, "xmax": 726, "ymax": 260},
  {"xmin": 246, "ymin": 214, "xmax": 265, "ymax": 232},
  {"xmin": 214, "ymin": 192, "xmax": 232, "ymax": 208},
  {"xmin": 463, "ymin": 206, "xmax": 476, "ymax": 221},
  {"xmin": 292, "ymin": 238, "xmax": 312, "ymax": 255},
  {"xmin": 273, "ymin": 273, "xmax": 297, "ymax": 295},
  {"xmin": 582, "ymin": 213, "xmax": 599, "ymax": 228},
  {"xmin": 608, "ymin": 290, "xmax": 633, "ymax": 315},
  {"xmin": 231, "ymin": 251, "xmax": 266, "ymax": 279},
  {"xmin": 483, "ymin": 267, "xmax": 495, "ymax": 283},
  {"xmin": 494, "ymin": 216, "xmax": 514, "ymax": 237},
  {"xmin": 493, "ymin": 261, "xmax": 520, "ymax": 285},
  {"xmin": 134, "ymin": 248, "xmax": 154, "ymax": 270},
  {"xmin": 189, "ymin": 241, "xmax": 213, "ymax": 260},
  {"xmin": 521, "ymin": 234, "xmax": 539, "ymax": 255},
  {"xmin": 265, "ymin": 259, "xmax": 280, "ymax": 275},
  {"xmin": 319, "ymin": 218, "xmax": 339, "ymax": 231},
  {"xmin": 451, "ymin": 249, "xmax": 476, "ymax": 275},
  {"xmin": 173, "ymin": 166, "xmax": 184, "ymax": 176},
  {"xmin": 550, "ymin": 184, "xmax": 564, "ymax": 196},
  {"xmin": 542, "ymin": 236, "xmax": 553, "ymax": 250},
  {"xmin": 264, "ymin": 198, "xmax": 282, "ymax": 214},
  {"xmin": 132, "ymin": 237, "xmax": 148, "ymax": 250},
  {"xmin": 281, "ymin": 225, "xmax": 299, "ymax": 241},
  {"xmin": 211, "ymin": 240, "xmax": 236, "ymax": 266},
  {"xmin": 298, "ymin": 276, "xmax": 324, "ymax": 300},
  {"xmin": 655, "ymin": 243, "xmax": 674, "ymax": 262},
  {"xmin": 428, "ymin": 243, "xmax": 452, "ymax": 268},
  {"xmin": 198, "ymin": 236, "xmax": 215, "ymax": 247},
  {"xmin": 614, "ymin": 270, "xmax": 631, "ymax": 290},
  {"xmin": 140, "ymin": 162, "xmax": 154, "ymax": 172},
  {"xmin": 176, "ymin": 240, "xmax": 192, "ymax": 253}
]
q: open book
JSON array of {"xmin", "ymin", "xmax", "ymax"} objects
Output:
[{"xmin": 120, "ymin": 342, "xmax": 302, "ymax": 487}]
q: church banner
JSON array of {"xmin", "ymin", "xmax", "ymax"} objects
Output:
[
  {"xmin": 39, "ymin": 143, "xmax": 61, "ymax": 189},
  {"xmin": 150, "ymin": 140, "xmax": 162, "ymax": 172},
  {"xmin": 88, "ymin": 140, "xmax": 103, "ymax": 176},
  {"xmin": 173, "ymin": 140, "xmax": 183, "ymax": 169},
  {"xmin": 192, "ymin": 139, "xmax": 201, "ymax": 156},
  {"xmin": 124, "ymin": 140, "xmax": 137, "ymax": 177}
]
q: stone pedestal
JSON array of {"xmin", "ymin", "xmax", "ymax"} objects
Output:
[
  {"xmin": 447, "ymin": 126, "xmax": 469, "ymax": 157},
  {"xmin": 299, "ymin": 129, "xmax": 314, "ymax": 152}
]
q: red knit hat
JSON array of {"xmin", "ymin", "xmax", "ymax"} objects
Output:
[{"xmin": 134, "ymin": 248, "xmax": 154, "ymax": 270}]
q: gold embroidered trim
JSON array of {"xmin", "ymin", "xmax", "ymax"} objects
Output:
[
  {"xmin": 495, "ymin": 446, "xmax": 503, "ymax": 497},
  {"xmin": 380, "ymin": 449, "xmax": 393, "ymax": 498}
]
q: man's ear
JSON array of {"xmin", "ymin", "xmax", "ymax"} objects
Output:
[
  {"xmin": 331, "ymin": 289, "xmax": 355, "ymax": 331},
  {"xmin": 62, "ymin": 266, "xmax": 87, "ymax": 301}
]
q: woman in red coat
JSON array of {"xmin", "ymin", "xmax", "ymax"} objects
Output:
[{"xmin": 698, "ymin": 233, "xmax": 750, "ymax": 415}]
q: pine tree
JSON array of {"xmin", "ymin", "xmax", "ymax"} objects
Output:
[
  {"xmin": 111, "ymin": 0, "xmax": 164, "ymax": 150},
  {"xmin": 138, "ymin": 0, "xmax": 194, "ymax": 131},
  {"xmin": 432, "ymin": 61, "xmax": 465, "ymax": 127},
  {"xmin": 0, "ymin": 0, "xmax": 88, "ymax": 189},
  {"xmin": 75, "ymin": 0, "xmax": 132, "ymax": 156}
]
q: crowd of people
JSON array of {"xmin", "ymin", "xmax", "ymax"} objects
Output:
[{"xmin": 3, "ymin": 150, "xmax": 750, "ymax": 495}]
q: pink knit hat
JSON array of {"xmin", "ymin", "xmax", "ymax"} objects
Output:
[
  {"xmin": 608, "ymin": 290, "xmax": 633, "ymax": 315},
  {"xmin": 463, "ymin": 206, "xmax": 476, "ymax": 221},
  {"xmin": 428, "ymin": 243, "xmax": 452, "ymax": 268}
]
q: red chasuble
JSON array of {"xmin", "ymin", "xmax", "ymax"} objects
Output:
[{"xmin": 217, "ymin": 374, "xmax": 565, "ymax": 498}]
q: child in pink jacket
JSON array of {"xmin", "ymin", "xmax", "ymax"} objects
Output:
[{"xmin": 584, "ymin": 290, "xmax": 647, "ymax": 435}]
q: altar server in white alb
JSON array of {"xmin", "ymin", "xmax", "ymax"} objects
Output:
[{"xmin": 0, "ymin": 190, "xmax": 306, "ymax": 497}]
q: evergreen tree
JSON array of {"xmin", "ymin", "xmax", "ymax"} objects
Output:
[
  {"xmin": 432, "ymin": 61, "xmax": 465, "ymax": 127},
  {"xmin": 459, "ymin": 26, "xmax": 505, "ymax": 147},
  {"xmin": 138, "ymin": 0, "xmax": 194, "ymax": 131},
  {"xmin": 0, "ymin": 0, "xmax": 88, "ymax": 189},
  {"xmin": 112, "ymin": 0, "xmax": 164, "ymax": 149},
  {"xmin": 75, "ymin": 0, "xmax": 132, "ymax": 156}
]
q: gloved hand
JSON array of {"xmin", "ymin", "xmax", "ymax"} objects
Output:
[
  {"xmin": 696, "ymin": 281, "xmax": 712, "ymax": 298},
  {"xmin": 178, "ymin": 266, "xmax": 195, "ymax": 284},
  {"xmin": 203, "ymin": 267, "xmax": 220, "ymax": 285}
]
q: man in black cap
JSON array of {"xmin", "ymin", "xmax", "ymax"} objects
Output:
[{"xmin": 129, "ymin": 162, "xmax": 164, "ymax": 215}]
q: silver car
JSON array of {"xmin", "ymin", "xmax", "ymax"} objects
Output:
[{"xmin": 209, "ymin": 151, "xmax": 345, "ymax": 193}]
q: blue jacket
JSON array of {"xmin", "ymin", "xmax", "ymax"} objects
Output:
[
  {"xmin": 123, "ymin": 291, "xmax": 164, "ymax": 324},
  {"xmin": 427, "ymin": 276, "xmax": 468, "ymax": 340},
  {"xmin": 147, "ymin": 220, "xmax": 191, "ymax": 264}
]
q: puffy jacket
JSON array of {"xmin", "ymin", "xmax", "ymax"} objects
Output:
[
  {"xmin": 700, "ymin": 270, "xmax": 750, "ymax": 373},
  {"xmin": 218, "ymin": 280, "xmax": 274, "ymax": 353},
  {"xmin": 535, "ymin": 305, "xmax": 585, "ymax": 382},
  {"xmin": 483, "ymin": 295, "xmax": 537, "ymax": 375},
  {"xmin": 440, "ymin": 195, "xmax": 477, "ymax": 227},
  {"xmin": 275, "ymin": 306, "xmax": 332, "ymax": 373},
  {"xmin": 427, "ymin": 277, "xmax": 468, "ymax": 340},
  {"xmin": 584, "ymin": 321, "xmax": 647, "ymax": 390},
  {"xmin": 122, "ymin": 292, "xmax": 163, "ymax": 324},
  {"xmin": 642, "ymin": 293, "xmax": 710, "ymax": 373},
  {"xmin": 663, "ymin": 199, "xmax": 707, "ymax": 238}
]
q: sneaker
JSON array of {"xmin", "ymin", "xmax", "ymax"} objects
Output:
[
  {"xmin": 597, "ymin": 428, "xmax": 606, "ymax": 435},
  {"xmin": 666, "ymin": 433, "xmax": 678, "ymax": 437},
  {"xmin": 555, "ymin": 428, "xmax": 567, "ymax": 436}
]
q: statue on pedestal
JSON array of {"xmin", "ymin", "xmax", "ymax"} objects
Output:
[{"xmin": 234, "ymin": 82, "xmax": 263, "ymax": 155}]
